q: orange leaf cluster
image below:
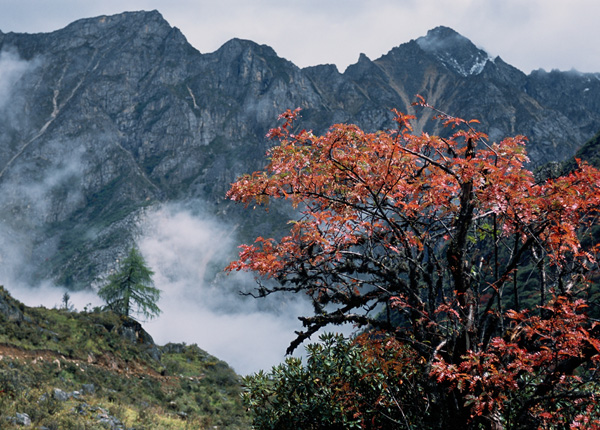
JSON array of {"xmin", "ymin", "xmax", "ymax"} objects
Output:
[
  {"xmin": 227, "ymin": 103, "xmax": 600, "ymax": 427},
  {"xmin": 432, "ymin": 296, "xmax": 600, "ymax": 427}
]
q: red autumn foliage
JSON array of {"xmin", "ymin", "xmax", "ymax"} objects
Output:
[
  {"xmin": 227, "ymin": 100, "xmax": 600, "ymax": 428},
  {"xmin": 432, "ymin": 296, "xmax": 600, "ymax": 428}
]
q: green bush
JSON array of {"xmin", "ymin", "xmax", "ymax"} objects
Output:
[{"xmin": 243, "ymin": 333, "xmax": 431, "ymax": 430}]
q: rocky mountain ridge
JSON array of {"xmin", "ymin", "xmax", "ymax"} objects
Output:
[{"xmin": 1, "ymin": 10, "xmax": 600, "ymax": 288}]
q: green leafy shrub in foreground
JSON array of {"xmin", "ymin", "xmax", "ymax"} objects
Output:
[{"xmin": 242, "ymin": 333, "xmax": 431, "ymax": 429}]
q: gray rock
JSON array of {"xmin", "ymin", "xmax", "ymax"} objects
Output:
[
  {"xmin": 53, "ymin": 388, "xmax": 70, "ymax": 401},
  {"xmin": 15, "ymin": 412, "xmax": 31, "ymax": 427},
  {"xmin": 0, "ymin": 287, "xmax": 24, "ymax": 322},
  {"xmin": 82, "ymin": 383, "xmax": 96, "ymax": 395},
  {"xmin": 117, "ymin": 318, "xmax": 160, "ymax": 360},
  {"xmin": 147, "ymin": 344, "xmax": 161, "ymax": 361},
  {"xmin": 97, "ymin": 411, "xmax": 123, "ymax": 430}
]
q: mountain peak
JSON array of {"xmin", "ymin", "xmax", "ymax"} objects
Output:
[
  {"xmin": 219, "ymin": 37, "xmax": 279, "ymax": 57},
  {"xmin": 416, "ymin": 26, "xmax": 491, "ymax": 76},
  {"xmin": 61, "ymin": 10, "xmax": 172, "ymax": 40},
  {"xmin": 66, "ymin": 10, "xmax": 165, "ymax": 27},
  {"xmin": 422, "ymin": 26, "xmax": 462, "ymax": 39},
  {"xmin": 416, "ymin": 26, "xmax": 472, "ymax": 51}
]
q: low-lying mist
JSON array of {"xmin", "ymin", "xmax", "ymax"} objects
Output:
[
  {"xmin": 138, "ymin": 203, "xmax": 315, "ymax": 375},
  {"xmin": 3, "ymin": 201, "xmax": 338, "ymax": 376},
  {"xmin": 0, "ymin": 48, "xmax": 352, "ymax": 376}
]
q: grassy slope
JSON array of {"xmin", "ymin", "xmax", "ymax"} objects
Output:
[{"xmin": 0, "ymin": 286, "xmax": 250, "ymax": 429}]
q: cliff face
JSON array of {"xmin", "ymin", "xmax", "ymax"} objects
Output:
[{"xmin": 1, "ymin": 12, "xmax": 600, "ymax": 288}]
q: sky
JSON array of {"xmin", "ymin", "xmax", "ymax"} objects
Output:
[{"xmin": 0, "ymin": 0, "xmax": 599, "ymax": 74}]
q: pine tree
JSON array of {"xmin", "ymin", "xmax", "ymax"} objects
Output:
[{"xmin": 98, "ymin": 246, "xmax": 161, "ymax": 320}]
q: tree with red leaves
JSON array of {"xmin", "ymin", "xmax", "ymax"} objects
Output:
[{"xmin": 228, "ymin": 99, "xmax": 600, "ymax": 429}]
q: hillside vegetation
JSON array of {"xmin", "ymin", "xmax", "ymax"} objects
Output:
[{"xmin": 0, "ymin": 286, "xmax": 250, "ymax": 429}]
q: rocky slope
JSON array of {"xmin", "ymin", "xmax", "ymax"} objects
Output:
[
  {"xmin": 1, "ymin": 11, "xmax": 600, "ymax": 288},
  {"xmin": 0, "ymin": 286, "xmax": 249, "ymax": 429}
]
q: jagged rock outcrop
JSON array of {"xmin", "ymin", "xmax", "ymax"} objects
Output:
[
  {"xmin": 0, "ymin": 285, "xmax": 25, "ymax": 322},
  {"xmin": 1, "ymin": 13, "xmax": 600, "ymax": 288},
  {"xmin": 118, "ymin": 317, "xmax": 161, "ymax": 361}
]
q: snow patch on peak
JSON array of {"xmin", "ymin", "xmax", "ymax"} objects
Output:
[
  {"xmin": 416, "ymin": 26, "xmax": 492, "ymax": 77},
  {"xmin": 429, "ymin": 50, "xmax": 492, "ymax": 77},
  {"xmin": 469, "ymin": 55, "xmax": 492, "ymax": 76}
]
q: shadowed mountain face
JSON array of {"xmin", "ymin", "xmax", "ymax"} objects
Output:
[{"xmin": 1, "ymin": 11, "xmax": 600, "ymax": 289}]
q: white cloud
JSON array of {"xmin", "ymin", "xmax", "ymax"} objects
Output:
[
  {"xmin": 1, "ymin": 200, "xmax": 325, "ymax": 375},
  {"xmin": 0, "ymin": 49, "xmax": 34, "ymax": 110},
  {"xmin": 138, "ymin": 203, "xmax": 319, "ymax": 375},
  {"xmin": 9, "ymin": 281, "xmax": 103, "ymax": 311}
]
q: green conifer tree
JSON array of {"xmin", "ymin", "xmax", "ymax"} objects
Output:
[{"xmin": 98, "ymin": 246, "xmax": 161, "ymax": 320}]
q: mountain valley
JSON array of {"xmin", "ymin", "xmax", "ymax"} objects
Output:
[{"xmin": 1, "ymin": 12, "xmax": 600, "ymax": 422}]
